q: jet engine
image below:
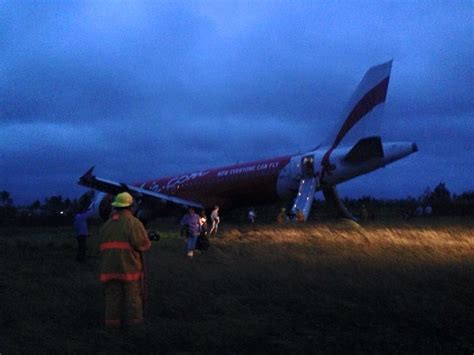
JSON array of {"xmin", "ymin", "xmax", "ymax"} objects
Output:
[{"xmin": 88, "ymin": 192, "xmax": 114, "ymax": 220}]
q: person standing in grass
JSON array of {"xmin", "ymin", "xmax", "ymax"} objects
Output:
[
  {"xmin": 248, "ymin": 208, "xmax": 256, "ymax": 224},
  {"xmin": 209, "ymin": 205, "xmax": 220, "ymax": 237},
  {"xmin": 73, "ymin": 205, "xmax": 95, "ymax": 262},
  {"xmin": 360, "ymin": 204, "xmax": 369, "ymax": 221},
  {"xmin": 99, "ymin": 192, "xmax": 151, "ymax": 328},
  {"xmin": 180, "ymin": 207, "xmax": 201, "ymax": 258},
  {"xmin": 277, "ymin": 207, "xmax": 288, "ymax": 224},
  {"xmin": 197, "ymin": 209, "xmax": 210, "ymax": 251},
  {"xmin": 295, "ymin": 209, "xmax": 305, "ymax": 223}
]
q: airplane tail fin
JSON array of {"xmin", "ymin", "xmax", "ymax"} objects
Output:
[
  {"xmin": 321, "ymin": 61, "xmax": 393, "ymax": 172},
  {"xmin": 312, "ymin": 62, "xmax": 393, "ymax": 222}
]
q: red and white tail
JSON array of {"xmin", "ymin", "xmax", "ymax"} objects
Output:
[{"xmin": 321, "ymin": 61, "xmax": 393, "ymax": 174}]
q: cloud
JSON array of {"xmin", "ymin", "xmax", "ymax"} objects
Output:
[{"xmin": 0, "ymin": 1, "xmax": 472, "ymax": 204}]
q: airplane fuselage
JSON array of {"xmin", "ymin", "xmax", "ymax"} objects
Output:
[
  {"xmin": 135, "ymin": 141, "xmax": 417, "ymax": 210},
  {"xmin": 138, "ymin": 156, "xmax": 291, "ymax": 209}
]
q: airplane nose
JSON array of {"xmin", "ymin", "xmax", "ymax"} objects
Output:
[{"xmin": 412, "ymin": 143, "xmax": 418, "ymax": 152}]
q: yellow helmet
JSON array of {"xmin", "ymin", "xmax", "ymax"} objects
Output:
[{"xmin": 111, "ymin": 192, "xmax": 133, "ymax": 207}]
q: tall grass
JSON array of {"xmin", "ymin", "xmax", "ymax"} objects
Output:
[{"xmin": 0, "ymin": 218, "xmax": 472, "ymax": 353}]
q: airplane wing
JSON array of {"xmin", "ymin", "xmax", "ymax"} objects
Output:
[{"xmin": 78, "ymin": 167, "xmax": 203, "ymax": 209}]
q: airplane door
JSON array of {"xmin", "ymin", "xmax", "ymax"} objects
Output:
[{"xmin": 301, "ymin": 155, "xmax": 315, "ymax": 177}]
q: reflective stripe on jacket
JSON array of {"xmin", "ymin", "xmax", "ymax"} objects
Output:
[{"xmin": 99, "ymin": 209, "xmax": 151, "ymax": 283}]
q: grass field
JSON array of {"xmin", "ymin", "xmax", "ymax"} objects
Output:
[{"xmin": 0, "ymin": 217, "xmax": 473, "ymax": 353}]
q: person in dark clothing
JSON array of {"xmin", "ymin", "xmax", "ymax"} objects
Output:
[{"xmin": 180, "ymin": 208, "xmax": 201, "ymax": 258}]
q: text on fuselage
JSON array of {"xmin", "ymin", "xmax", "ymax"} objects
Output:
[
  {"xmin": 144, "ymin": 171, "xmax": 209, "ymax": 192},
  {"xmin": 217, "ymin": 161, "xmax": 280, "ymax": 177}
]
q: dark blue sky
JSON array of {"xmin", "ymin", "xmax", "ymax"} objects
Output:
[{"xmin": 1, "ymin": 1, "xmax": 472, "ymax": 205}]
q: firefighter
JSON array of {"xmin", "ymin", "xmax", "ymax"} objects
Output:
[{"xmin": 99, "ymin": 192, "xmax": 151, "ymax": 328}]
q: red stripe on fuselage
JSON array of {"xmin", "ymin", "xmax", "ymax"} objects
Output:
[
  {"xmin": 136, "ymin": 156, "xmax": 292, "ymax": 208},
  {"xmin": 321, "ymin": 76, "xmax": 390, "ymax": 175}
]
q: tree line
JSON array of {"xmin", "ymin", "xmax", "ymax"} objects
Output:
[
  {"xmin": 0, "ymin": 183, "xmax": 473, "ymax": 227},
  {"xmin": 0, "ymin": 190, "xmax": 93, "ymax": 226},
  {"xmin": 341, "ymin": 183, "xmax": 474, "ymax": 220}
]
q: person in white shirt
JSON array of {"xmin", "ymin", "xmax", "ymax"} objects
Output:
[
  {"xmin": 209, "ymin": 206, "xmax": 220, "ymax": 237},
  {"xmin": 248, "ymin": 208, "xmax": 256, "ymax": 224}
]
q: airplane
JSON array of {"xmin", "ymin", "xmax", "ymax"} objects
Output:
[{"xmin": 78, "ymin": 60, "xmax": 418, "ymax": 222}]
